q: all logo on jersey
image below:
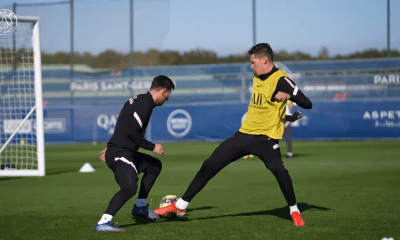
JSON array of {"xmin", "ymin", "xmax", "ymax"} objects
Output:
[{"xmin": 251, "ymin": 93, "xmax": 263, "ymax": 105}]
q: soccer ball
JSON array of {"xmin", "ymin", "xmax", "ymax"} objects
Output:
[{"xmin": 159, "ymin": 195, "xmax": 178, "ymax": 208}]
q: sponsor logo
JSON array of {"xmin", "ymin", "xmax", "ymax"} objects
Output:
[
  {"xmin": 4, "ymin": 118, "xmax": 67, "ymax": 134},
  {"xmin": 374, "ymin": 74, "xmax": 400, "ymax": 85},
  {"xmin": 70, "ymin": 81, "xmax": 152, "ymax": 92},
  {"xmin": 97, "ymin": 114, "xmax": 118, "ymax": 134},
  {"xmin": 167, "ymin": 109, "xmax": 192, "ymax": 138},
  {"xmin": 70, "ymin": 82, "xmax": 99, "ymax": 91},
  {"xmin": 111, "ymin": 69, "xmax": 122, "ymax": 76},
  {"xmin": 0, "ymin": 9, "xmax": 17, "ymax": 35},
  {"xmin": 33, "ymin": 118, "xmax": 66, "ymax": 134},
  {"xmin": 3, "ymin": 119, "xmax": 32, "ymax": 134},
  {"xmin": 364, "ymin": 110, "xmax": 400, "ymax": 128},
  {"xmin": 43, "ymin": 119, "xmax": 66, "ymax": 133},
  {"xmin": 334, "ymin": 92, "xmax": 347, "ymax": 101}
]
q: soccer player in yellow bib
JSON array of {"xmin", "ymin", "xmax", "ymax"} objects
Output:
[{"xmin": 155, "ymin": 43, "xmax": 312, "ymax": 226}]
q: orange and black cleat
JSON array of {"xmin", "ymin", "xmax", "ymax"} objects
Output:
[
  {"xmin": 154, "ymin": 202, "xmax": 187, "ymax": 217},
  {"xmin": 291, "ymin": 211, "xmax": 305, "ymax": 226}
]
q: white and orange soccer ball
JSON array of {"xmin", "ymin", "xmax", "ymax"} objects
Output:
[{"xmin": 159, "ymin": 195, "xmax": 179, "ymax": 208}]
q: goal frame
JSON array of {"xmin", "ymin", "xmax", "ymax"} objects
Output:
[{"xmin": 0, "ymin": 16, "xmax": 45, "ymax": 177}]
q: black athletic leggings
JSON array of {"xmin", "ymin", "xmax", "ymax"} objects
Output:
[
  {"xmin": 181, "ymin": 131, "xmax": 297, "ymax": 206},
  {"xmin": 284, "ymin": 124, "xmax": 293, "ymax": 153},
  {"xmin": 104, "ymin": 151, "xmax": 162, "ymax": 216}
]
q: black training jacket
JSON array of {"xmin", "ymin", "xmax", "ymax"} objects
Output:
[{"xmin": 107, "ymin": 91, "xmax": 156, "ymax": 154}]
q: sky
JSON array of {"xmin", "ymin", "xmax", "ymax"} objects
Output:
[{"xmin": 1, "ymin": 0, "xmax": 399, "ymax": 57}]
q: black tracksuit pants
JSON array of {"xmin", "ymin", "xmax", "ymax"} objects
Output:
[{"xmin": 181, "ymin": 131, "xmax": 297, "ymax": 206}]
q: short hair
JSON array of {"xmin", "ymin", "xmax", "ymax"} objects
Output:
[
  {"xmin": 248, "ymin": 43, "xmax": 274, "ymax": 61},
  {"xmin": 150, "ymin": 75, "xmax": 175, "ymax": 91}
]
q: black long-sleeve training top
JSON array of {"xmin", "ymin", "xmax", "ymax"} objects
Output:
[
  {"xmin": 107, "ymin": 91, "xmax": 156, "ymax": 154},
  {"xmin": 259, "ymin": 66, "xmax": 312, "ymax": 109}
]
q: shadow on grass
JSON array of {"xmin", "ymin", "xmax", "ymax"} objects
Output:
[
  {"xmin": 119, "ymin": 206, "xmax": 215, "ymax": 227},
  {"xmin": 191, "ymin": 202, "xmax": 331, "ymax": 222},
  {"xmin": 120, "ymin": 203, "xmax": 330, "ymax": 228},
  {"xmin": 0, "ymin": 177, "xmax": 18, "ymax": 181}
]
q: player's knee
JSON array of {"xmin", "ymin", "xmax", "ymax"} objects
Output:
[
  {"xmin": 149, "ymin": 159, "xmax": 162, "ymax": 174},
  {"xmin": 123, "ymin": 185, "xmax": 137, "ymax": 198}
]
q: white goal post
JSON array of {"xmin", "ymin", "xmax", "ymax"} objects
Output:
[{"xmin": 0, "ymin": 16, "xmax": 45, "ymax": 176}]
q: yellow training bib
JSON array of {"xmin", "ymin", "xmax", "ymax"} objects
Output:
[{"xmin": 239, "ymin": 70, "xmax": 288, "ymax": 139}]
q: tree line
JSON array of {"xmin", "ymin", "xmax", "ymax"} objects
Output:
[{"xmin": 41, "ymin": 47, "xmax": 400, "ymax": 70}]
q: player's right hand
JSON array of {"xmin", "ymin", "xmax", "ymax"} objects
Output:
[
  {"xmin": 100, "ymin": 147, "xmax": 107, "ymax": 162},
  {"xmin": 275, "ymin": 91, "xmax": 290, "ymax": 102},
  {"xmin": 153, "ymin": 144, "xmax": 164, "ymax": 156}
]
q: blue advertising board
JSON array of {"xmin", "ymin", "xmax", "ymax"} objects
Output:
[
  {"xmin": 34, "ymin": 100, "xmax": 399, "ymax": 144},
  {"xmin": 290, "ymin": 100, "xmax": 400, "ymax": 139}
]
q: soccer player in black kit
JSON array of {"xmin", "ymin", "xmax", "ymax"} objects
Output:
[
  {"xmin": 94, "ymin": 75, "xmax": 175, "ymax": 232},
  {"xmin": 154, "ymin": 43, "xmax": 312, "ymax": 226}
]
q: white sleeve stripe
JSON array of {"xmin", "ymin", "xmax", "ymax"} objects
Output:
[
  {"xmin": 293, "ymin": 86, "xmax": 299, "ymax": 96},
  {"xmin": 133, "ymin": 112, "xmax": 142, "ymax": 128},
  {"xmin": 285, "ymin": 77, "xmax": 295, "ymax": 88},
  {"xmin": 115, "ymin": 157, "xmax": 138, "ymax": 174}
]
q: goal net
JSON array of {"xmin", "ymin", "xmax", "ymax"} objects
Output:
[{"xmin": 0, "ymin": 16, "xmax": 45, "ymax": 176}]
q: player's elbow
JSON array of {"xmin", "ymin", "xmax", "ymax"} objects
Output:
[
  {"xmin": 304, "ymin": 99, "xmax": 312, "ymax": 109},
  {"xmin": 298, "ymin": 98, "xmax": 312, "ymax": 109}
]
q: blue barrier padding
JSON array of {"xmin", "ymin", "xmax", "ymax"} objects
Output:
[{"xmin": 13, "ymin": 100, "xmax": 395, "ymax": 144}]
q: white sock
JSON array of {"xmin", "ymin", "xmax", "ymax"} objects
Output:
[
  {"xmin": 287, "ymin": 152, "xmax": 293, "ymax": 157},
  {"xmin": 136, "ymin": 199, "xmax": 147, "ymax": 207},
  {"xmin": 175, "ymin": 198, "xmax": 189, "ymax": 210},
  {"xmin": 98, "ymin": 214, "xmax": 113, "ymax": 224},
  {"xmin": 289, "ymin": 204, "xmax": 300, "ymax": 215}
]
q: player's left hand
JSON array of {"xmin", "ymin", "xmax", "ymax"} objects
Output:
[
  {"xmin": 292, "ymin": 111, "xmax": 302, "ymax": 120},
  {"xmin": 153, "ymin": 144, "xmax": 164, "ymax": 156},
  {"xmin": 100, "ymin": 147, "xmax": 107, "ymax": 162},
  {"xmin": 285, "ymin": 111, "xmax": 302, "ymax": 123},
  {"xmin": 275, "ymin": 91, "xmax": 290, "ymax": 102}
]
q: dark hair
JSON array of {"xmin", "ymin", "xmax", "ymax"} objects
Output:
[
  {"xmin": 248, "ymin": 43, "xmax": 274, "ymax": 61},
  {"xmin": 150, "ymin": 75, "xmax": 175, "ymax": 91}
]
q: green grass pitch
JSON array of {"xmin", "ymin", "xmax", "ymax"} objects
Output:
[{"xmin": 1, "ymin": 140, "xmax": 399, "ymax": 240}]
